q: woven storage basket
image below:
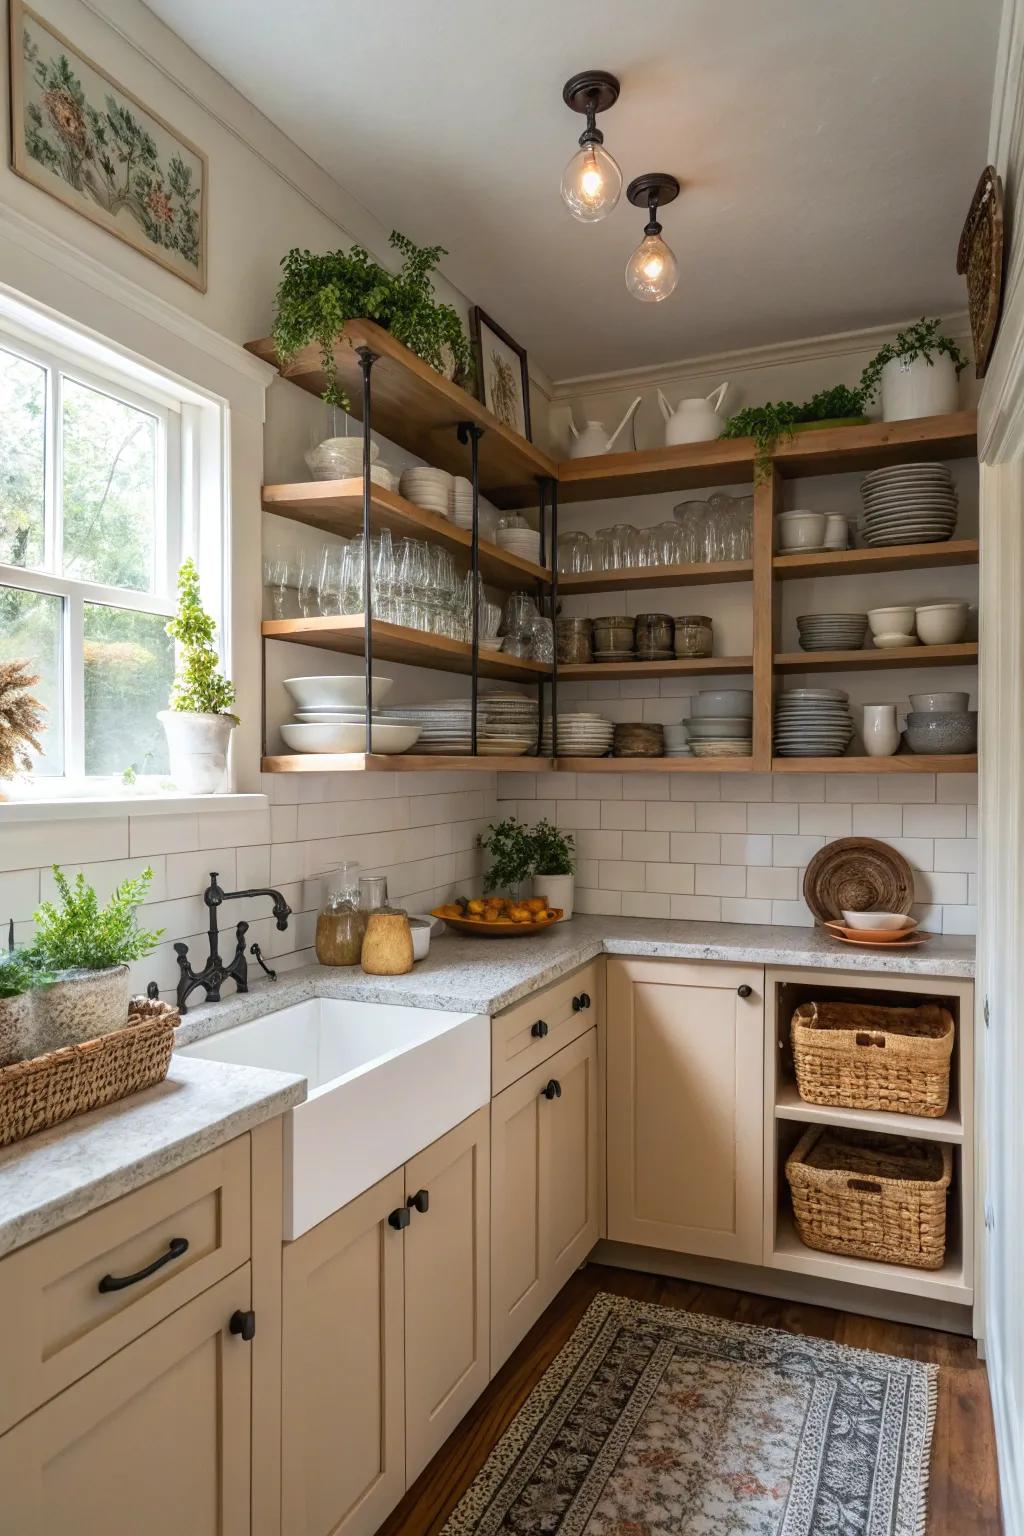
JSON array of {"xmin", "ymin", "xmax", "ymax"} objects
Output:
[
  {"xmin": 786, "ymin": 1125, "xmax": 951, "ymax": 1269},
  {"xmin": 791, "ymin": 1000, "xmax": 954, "ymax": 1117},
  {"xmin": 0, "ymin": 996, "xmax": 178, "ymax": 1148}
]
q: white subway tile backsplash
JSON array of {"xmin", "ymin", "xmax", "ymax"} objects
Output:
[
  {"xmin": 772, "ymin": 834, "xmax": 826, "ymax": 866},
  {"xmin": 630, "ymin": 831, "xmax": 671, "ymax": 862},
  {"xmin": 747, "ymin": 802, "xmax": 799, "ymax": 833},
  {"xmin": 914, "ymin": 870, "xmax": 969, "ymax": 906},
  {"xmin": 645, "ymin": 802, "xmax": 697, "ymax": 832},
  {"xmin": 771, "ymin": 898, "xmax": 815, "ymax": 927},
  {"xmin": 554, "ymin": 800, "xmax": 601, "ymax": 829},
  {"xmin": 620, "ymin": 772, "xmax": 671, "ymax": 800},
  {"xmin": 598, "ymin": 860, "xmax": 646, "ymax": 891},
  {"xmin": 622, "ymin": 892, "xmax": 671, "ymax": 918},
  {"xmin": 720, "ymin": 834, "xmax": 772, "ymax": 866},
  {"xmin": 129, "ymin": 814, "xmax": 198, "ymax": 858},
  {"xmin": 720, "ymin": 773, "xmax": 772, "ymax": 802},
  {"xmin": 966, "ymin": 805, "xmax": 978, "ymax": 837},
  {"xmin": 270, "ymin": 805, "xmax": 298, "ymax": 843},
  {"xmin": 670, "ymin": 894, "xmax": 721, "ymax": 921},
  {"xmin": 852, "ymin": 803, "xmax": 903, "ymax": 837},
  {"xmin": 936, "ymin": 774, "xmax": 978, "ymax": 804},
  {"xmin": 575, "ymin": 887, "xmax": 622, "ymax": 915},
  {"xmin": 695, "ymin": 802, "xmax": 747, "ymax": 833},
  {"xmin": 746, "ymin": 866, "xmax": 798, "ymax": 900},
  {"xmin": 773, "ymin": 775, "xmax": 824, "ymax": 803},
  {"xmin": 825, "ymin": 774, "xmax": 879, "ymax": 802},
  {"xmin": 882, "ymin": 774, "xmax": 937, "ymax": 803},
  {"xmin": 644, "ymin": 862, "xmax": 696, "ymax": 894},
  {"xmin": 600, "ymin": 801, "xmax": 646, "ymax": 830},
  {"xmin": 885, "ymin": 838, "xmax": 935, "ymax": 871},
  {"xmin": 720, "ymin": 897, "xmax": 774, "ymax": 925},
  {"xmin": 942, "ymin": 905, "xmax": 978, "ymax": 935},
  {"xmin": 197, "ymin": 808, "xmax": 272, "ymax": 848},
  {"xmin": 575, "ymin": 830, "xmax": 624, "ymax": 861},
  {"xmin": 0, "ymin": 818, "xmax": 130, "ymax": 872},
  {"xmin": 902, "ymin": 803, "xmax": 967, "ymax": 839},
  {"xmin": 798, "ymin": 804, "xmax": 853, "ymax": 837},
  {"xmin": 39, "ymin": 856, "xmax": 166, "ymax": 905},
  {"xmin": 236, "ymin": 845, "xmax": 272, "ymax": 889},
  {"xmin": 0, "ymin": 867, "xmax": 41, "ymax": 921},
  {"xmin": 669, "ymin": 774, "xmax": 721, "ymax": 801},
  {"xmin": 933, "ymin": 839, "xmax": 978, "ymax": 873},
  {"xmin": 670, "ymin": 832, "xmax": 721, "ymax": 863},
  {"xmin": 695, "ymin": 865, "xmax": 746, "ymax": 897},
  {"xmin": 166, "ymin": 847, "xmax": 237, "ymax": 900}
]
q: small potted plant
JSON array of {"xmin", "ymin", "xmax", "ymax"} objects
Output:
[
  {"xmin": 30, "ymin": 867, "xmax": 163, "ymax": 1051},
  {"xmin": 159, "ymin": 557, "xmax": 238, "ymax": 794},
  {"xmin": 478, "ymin": 817, "xmax": 535, "ymax": 902},
  {"xmin": 859, "ymin": 318, "xmax": 969, "ymax": 422},
  {"xmin": 720, "ymin": 385, "xmax": 868, "ymax": 479},
  {"xmin": 530, "ymin": 819, "xmax": 577, "ymax": 920},
  {"xmin": 0, "ymin": 947, "xmax": 43, "ymax": 1066},
  {"xmin": 0, "ymin": 658, "xmax": 45, "ymax": 798}
]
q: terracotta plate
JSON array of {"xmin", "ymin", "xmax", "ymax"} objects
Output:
[{"xmin": 430, "ymin": 907, "xmax": 563, "ymax": 938}]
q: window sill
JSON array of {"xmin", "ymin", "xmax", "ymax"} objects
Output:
[{"xmin": 0, "ymin": 791, "xmax": 268, "ymax": 823}]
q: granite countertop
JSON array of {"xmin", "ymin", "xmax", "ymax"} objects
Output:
[
  {"xmin": 176, "ymin": 914, "xmax": 975, "ymax": 1046},
  {"xmin": 0, "ymin": 1056, "xmax": 305, "ymax": 1259}
]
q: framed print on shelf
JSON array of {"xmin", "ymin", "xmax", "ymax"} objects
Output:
[
  {"xmin": 8, "ymin": 0, "xmax": 208, "ymax": 291},
  {"xmin": 470, "ymin": 306, "xmax": 532, "ymax": 441}
]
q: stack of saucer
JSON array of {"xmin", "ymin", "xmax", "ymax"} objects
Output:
[
  {"xmin": 381, "ymin": 699, "xmax": 474, "ymax": 753},
  {"xmin": 664, "ymin": 723, "xmax": 692, "ymax": 757},
  {"xmin": 796, "ymin": 613, "xmax": 869, "ymax": 652},
  {"xmin": 479, "ymin": 689, "xmax": 539, "ymax": 754},
  {"xmin": 496, "ymin": 522, "xmax": 541, "ymax": 562},
  {"xmin": 774, "ymin": 688, "xmax": 855, "ymax": 757},
  {"xmin": 859, "ymin": 463, "xmax": 958, "ymax": 545},
  {"xmin": 452, "ymin": 479, "xmax": 499, "ymax": 540},
  {"xmin": 540, "ymin": 712, "xmax": 614, "ymax": 757},
  {"xmin": 686, "ymin": 716, "xmax": 752, "ymax": 757},
  {"xmin": 399, "ymin": 466, "xmax": 453, "ymax": 519}
]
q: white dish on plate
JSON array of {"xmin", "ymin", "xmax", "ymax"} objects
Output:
[
  {"xmin": 284, "ymin": 675, "xmax": 394, "ymax": 710},
  {"xmin": 281, "ymin": 721, "xmax": 420, "ymax": 754},
  {"xmin": 841, "ymin": 910, "xmax": 917, "ymax": 932},
  {"xmin": 872, "ymin": 633, "xmax": 919, "ymax": 648}
]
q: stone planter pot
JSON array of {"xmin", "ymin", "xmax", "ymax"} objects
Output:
[
  {"xmin": 0, "ymin": 991, "xmax": 38, "ymax": 1066},
  {"xmin": 880, "ymin": 353, "xmax": 959, "ymax": 421},
  {"xmin": 158, "ymin": 710, "xmax": 235, "ymax": 795},
  {"xmin": 534, "ymin": 873, "xmax": 574, "ymax": 920},
  {"xmin": 33, "ymin": 965, "xmax": 132, "ymax": 1053}
]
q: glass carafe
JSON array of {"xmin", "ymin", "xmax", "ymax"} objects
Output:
[{"xmin": 315, "ymin": 862, "xmax": 365, "ymax": 966}]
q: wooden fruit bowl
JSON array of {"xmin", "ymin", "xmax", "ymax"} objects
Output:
[{"xmin": 431, "ymin": 906, "xmax": 563, "ymax": 939}]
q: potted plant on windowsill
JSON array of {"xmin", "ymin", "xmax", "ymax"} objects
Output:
[
  {"xmin": 29, "ymin": 867, "xmax": 163, "ymax": 1051},
  {"xmin": 158, "ymin": 557, "xmax": 238, "ymax": 795},
  {"xmin": 858, "ymin": 318, "xmax": 969, "ymax": 422},
  {"xmin": 530, "ymin": 819, "xmax": 577, "ymax": 920}
]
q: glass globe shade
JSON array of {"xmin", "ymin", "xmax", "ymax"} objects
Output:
[
  {"xmin": 624, "ymin": 232, "xmax": 679, "ymax": 301},
  {"xmin": 560, "ymin": 142, "xmax": 622, "ymax": 222}
]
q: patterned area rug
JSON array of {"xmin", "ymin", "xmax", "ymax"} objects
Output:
[{"xmin": 442, "ymin": 1294, "xmax": 936, "ymax": 1536}]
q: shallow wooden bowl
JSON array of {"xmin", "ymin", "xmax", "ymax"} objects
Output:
[{"xmin": 430, "ymin": 908, "xmax": 563, "ymax": 938}]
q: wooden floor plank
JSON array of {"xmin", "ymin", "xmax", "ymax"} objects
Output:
[{"xmin": 378, "ymin": 1263, "xmax": 1001, "ymax": 1536}]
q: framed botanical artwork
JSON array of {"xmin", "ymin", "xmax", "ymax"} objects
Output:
[
  {"xmin": 8, "ymin": 0, "xmax": 208, "ymax": 291},
  {"xmin": 470, "ymin": 306, "xmax": 532, "ymax": 441}
]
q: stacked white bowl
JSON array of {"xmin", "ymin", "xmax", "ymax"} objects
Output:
[
  {"xmin": 281, "ymin": 674, "xmax": 421, "ymax": 754},
  {"xmin": 796, "ymin": 613, "xmax": 869, "ymax": 652},
  {"xmin": 399, "ymin": 466, "xmax": 453, "ymax": 519},
  {"xmin": 859, "ymin": 463, "xmax": 958, "ymax": 545},
  {"xmin": 541, "ymin": 712, "xmax": 614, "ymax": 756},
  {"xmin": 664, "ymin": 723, "xmax": 692, "ymax": 757},
  {"xmin": 687, "ymin": 689, "xmax": 753, "ymax": 758},
  {"xmin": 774, "ymin": 687, "xmax": 854, "ymax": 757}
]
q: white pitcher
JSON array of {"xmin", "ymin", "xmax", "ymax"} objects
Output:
[
  {"xmin": 657, "ymin": 382, "xmax": 730, "ymax": 446},
  {"xmin": 567, "ymin": 395, "xmax": 643, "ymax": 457},
  {"xmin": 862, "ymin": 703, "xmax": 899, "ymax": 758}
]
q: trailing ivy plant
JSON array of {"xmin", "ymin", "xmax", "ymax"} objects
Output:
[
  {"xmin": 32, "ymin": 866, "xmax": 163, "ymax": 972},
  {"xmin": 165, "ymin": 558, "xmax": 237, "ymax": 719},
  {"xmin": 858, "ymin": 317, "xmax": 969, "ymax": 406},
  {"xmin": 272, "ymin": 230, "xmax": 472, "ymax": 409},
  {"xmin": 721, "ymin": 384, "xmax": 868, "ymax": 480}
]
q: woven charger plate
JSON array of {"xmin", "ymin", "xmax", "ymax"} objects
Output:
[{"xmin": 802, "ymin": 837, "xmax": 914, "ymax": 924}]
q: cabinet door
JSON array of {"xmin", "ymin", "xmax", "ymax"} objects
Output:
[
  {"xmin": 404, "ymin": 1106, "xmax": 490, "ymax": 1485},
  {"xmin": 491, "ymin": 1029, "xmax": 600, "ymax": 1373},
  {"xmin": 0, "ymin": 1267, "xmax": 251, "ymax": 1536},
  {"xmin": 607, "ymin": 957, "xmax": 764, "ymax": 1263},
  {"xmin": 282, "ymin": 1170, "xmax": 405, "ymax": 1536}
]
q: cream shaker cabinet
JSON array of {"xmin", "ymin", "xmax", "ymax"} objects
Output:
[
  {"xmin": 606, "ymin": 957, "xmax": 764, "ymax": 1264},
  {"xmin": 490, "ymin": 1028, "xmax": 600, "ymax": 1373}
]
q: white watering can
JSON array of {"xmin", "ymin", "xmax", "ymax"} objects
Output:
[
  {"xmin": 657, "ymin": 382, "xmax": 730, "ymax": 446},
  {"xmin": 567, "ymin": 395, "xmax": 643, "ymax": 457}
]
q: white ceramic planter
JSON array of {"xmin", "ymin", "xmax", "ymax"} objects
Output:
[
  {"xmin": 33, "ymin": 964, "xmax": 132, "ymax": 1052},
  {"xmin": 535, "ymin": 873, "xmax": 574, "ymax": 919},
  {"xmin": 159, "ymin": 710, "xmax": 236, "ymax": 794},
  {"xmin": 862, "ymin": 704, "xmax": 900, "ymax": 758},
  {"xmin": 880, "ymin": 353, "xmax": 958, "ymax": 421}
]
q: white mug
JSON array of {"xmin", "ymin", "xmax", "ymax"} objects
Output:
[{"xmin": 863, "ymin": 703, "xmax": 899, "ymax": 757}]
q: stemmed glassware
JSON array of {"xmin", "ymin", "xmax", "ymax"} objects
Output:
[{"xmin": 263, "ymin": 554, "xmax": 290, "ymax": 618}]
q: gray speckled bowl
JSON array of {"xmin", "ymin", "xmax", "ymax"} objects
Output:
[{"xmin": 905, "ymin": 711, "xmax": 977, "ymax": 755}]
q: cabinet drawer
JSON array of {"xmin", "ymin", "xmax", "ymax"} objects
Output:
[
  {"xmin": 0, "ymin": 1135, "xmax": 251, "ymax": 1434},
  {"xmin": 491, "ymin": 958, "xmax": 600, "ymax": 1093}
]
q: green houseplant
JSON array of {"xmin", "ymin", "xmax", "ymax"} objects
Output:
[
  {"xmin": 158, "ymin": 557, "xmax": 237, "ymax": 794},
  {"xmin": 272, "ymin": 230, "xmax": 472, "ymax": 410},
  {"xmin": 530, "ymin": 819, "xmax": 577, "ymax": 919},
  {"xmin": 478, "ymin": 817, "xmax": 535, "ymax": 899},
  {"xmin": 30, "ymin": 866, "xmax": 163, "ymax": 1051},
  {"xmin": 721, "ymin": 384, "xmax": 868, "ymax": 480},
  {"xmin": 858, "ymin": 318, "xmax": 968, "ymax": 421},
  {"xmin": 0, "ymin": 948, "xmax": 47, "ymax": 1065}
]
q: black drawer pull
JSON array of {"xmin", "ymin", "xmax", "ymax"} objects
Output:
[
  {"xmin": 97, "ymin": 1236, "xmax": 189, "ymax": 1293},
  {"xmin": 408, "ymin": 1189, "xmax": 430, "ymax": 1214},
  {"xmin": 572, "ymin": 992, "xmax": 591, "ymax": 1012},
  {"xmin": 531, "ymin": 1019, "xmax": 549, "ymax": 1038},
  {"xmin": 541, "ymin": 1079, "xmax": 562, "ymax": 1100},
  {"xmin": 737, "ymin": 984, "xmax": 753, "ymax": 999},
  {"xmin": 388, "ymin": 1207, "xmax": 411, "ymax": 1230},
  {"xmin": 230, "ymin": 1309, "xmax": 256, "ymax": 1341}
]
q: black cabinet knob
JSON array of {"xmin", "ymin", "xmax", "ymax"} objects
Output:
[
  {"xmin": 531, "ymin": 1019, "xmax": 549, "ymax": 1038},
  {"xmin": 408, "ymin": 1189, "xmax": 429, "ymax": 1214},
  {"xmin": 229, "ymin": 1309, "xmax": 256, "ymax": 1342},
  {"xmin": 572, "ymin": 993, "xmax": 591, "ymax": 1012},
  {"xmin": 737, "ymin": 984, "xmax": 753, "ymax": 998},
  {"xmin": 388, "ymin": 1207, "xmax": 411, "ymax": 1230},
  {"xmin": 541, "ymin": 1079, "xmax": 562, "ymax": 1100}
]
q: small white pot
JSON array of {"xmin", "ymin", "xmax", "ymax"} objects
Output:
[
  {"xmin": 159, "ymin": 710, "xmax": 236, "ymax": 795},
  {"xmin": 862, "ymin": 704, "xmax": 900, "ymax": 758},
  {"xmin": 535, "ymin": 873, "xmax": 574, "ymax": 919},
  {"xmin": 880, "ymin": 353, "xmax": 958, "ymax": 422}
]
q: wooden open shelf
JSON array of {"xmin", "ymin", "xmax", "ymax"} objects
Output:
[
  {"xmin": 771, "ymin": 1208, "xmax": 970, "ymax": 1306},
  {"xmin": 771, "ymin": 410, "xmax": 978, "ymax": 479},
  {"xmin": 247, "ymin": 319, "xmax": 555, "ymax": 507},
  {"xmin": 773, "ymin": 539, "xmax": 979, "ymax": 580},
  {"xmin": 774, "ymin": 642, "xmax": 978, "ymax": 672},
  {"xmin": 773, "ymin": 1082, "xmax": 963, "ymax": 1144},
  {"xmin": 772, "ymin": 754, "xmax": 977, "ymax": 774},
  {"xmin": 557, "ymin": 559, "xmax": 752, "ymax": 595},
  {"xmin": 559, "ymin": 656, "xmax": 753, "ymax": 682},
  {"xmin": 262, "ymin": 479, "xmax": 550, "ymax": 590},
  {"xmin": 557, "ymin": 755, "xmax": 754, "ymax": 773},
  {"xmin": 261, "ymin": 615, "xmax": 551, "ymax": 684},
  {"xmin": 557, "ymin": 438, "xmax": 755, "ymax": 503},
  {"xmin": 260, "ymin": 752, "xmax": 552, "ymax": 774}
]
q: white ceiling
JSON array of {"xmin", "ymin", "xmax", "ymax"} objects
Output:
[{"xmin": 145, "ymin": 0, "xmax": 1001, "ymax": 381}]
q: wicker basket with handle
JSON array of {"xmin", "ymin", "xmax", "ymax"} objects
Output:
[
  {"xmin": 0, "ymin": 996, "xmax": 178, "ymax": 1148},
  {"xmin": 785, "ymin": 1125, "xmax": 951, "ymax": 1270},
  {"xmin": 791, "ymin": 999, "xmax": 954, "ymax": 1118}
]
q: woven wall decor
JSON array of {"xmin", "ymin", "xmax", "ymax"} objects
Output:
[
  {"xmin": 802, "ymin": 836, "xmax": 914, "ymax": 924},
  {"xmin": 957, "ymin": 164, "xmax": 1005, "ymax": 379}
]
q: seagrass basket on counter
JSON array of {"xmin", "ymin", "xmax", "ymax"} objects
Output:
[
  {"xmin": 785, "ymin": 1125, "xmax": 951, "ymax": 1270},
  {"xmin": 791, "ymin": 999, "xmax": 954, "ymax": 1118},
  {"xmin": 0, "ymin": 996, "xmax": 178, "ymax": 1148}
]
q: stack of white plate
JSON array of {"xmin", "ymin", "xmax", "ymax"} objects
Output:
[
  {"xmin": 496, "ymin": 525, "xmax": 541, "ymax": 562},
  {"xmin": 664, "ymin": 723, "xmax": 692, "ymax": 757},
  {"xmin": 540, "ymin": 712, "xmax": 614, "ymax": 756},
  {"xmin": 399, "ymin": 466, "xmax": 453, "ymax": 518},
  {"xmin": 774, "ymin": 688, "xmax": 854, "ymax": 757},
  {"xmin": 796, "ymin": 613, "xmax": 869, "ymax": 652},
  {"xmin": 380, "ymin": 699, "xmax": 476, "ymax": 753},
  {"xmin": 451, "ymin": 479, "xmax": 499, "ymax": 539},
  {"xmin": 480, "ymin": 689, "xmax": 539, "ymax": 754},
  {"xmin": 859, "ymin": 463, "xmax": 958, "ymax": 545},
  {"xmin": 686, "ymin": 716, "xmax": 752, "ymax": 757}
]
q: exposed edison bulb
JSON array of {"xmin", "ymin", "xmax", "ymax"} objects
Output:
[
  {"xmin": 561, "ymin": 141, "xmax": 622, "ymax": 222},
  {"xmin": 625, "ymin": 231, "xmax": 679, "ymax": 302}
]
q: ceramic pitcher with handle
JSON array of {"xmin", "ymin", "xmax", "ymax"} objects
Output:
[
  {"xmin": 567, "ymin": 395, "xmax": 643, "ymax": 457},
  {"xmin": 657, "ymin": 382, "xmax": 730, "ymax": 446}
]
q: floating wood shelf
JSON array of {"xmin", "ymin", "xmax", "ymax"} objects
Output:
[
  {"xmin": 261, "ymin": 615, "xmax": 552, "ymax": 683},
  {"xmin": 556, "ymin": 439, "xmax": 755, "ymax": 503},
  {"xmin": 558, "ymin": 755, "xmax": 754, "ymax": 773},
  {"xmin": 773, "ymin": 1083, "xmax": 963, "ymax": 1144},
  {"xmin": 772, "ymin": 755, "xmax": 977, "ymax": 774},
  {"xmin": 773, "ymin": 539, "xmax": 979, "ymax": 580},
  {"xmin": 771, "ymin": 411, "xmax": 978, "ymax": 479},
  {"xmin": 262, "ymin": 478, "xmax": 550, "ymax": 590},
  {"xmin": 558, "ymin": 656, "xmax": 753, "ymax": 682},
  {"xmin": 261, "ymin": 752, "xmax": 552, "ymax": 774},
  {"xmin": 557, "ymin": 559, "xmax": 752, "ymax": 595},
  {"xmin": 774, "ymin": 642, "xmax": 978, "ymax": 672}
]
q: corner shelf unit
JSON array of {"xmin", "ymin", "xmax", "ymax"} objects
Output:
[{"xmin": 250, "ymin": 318, "xmax": 979, "ymax": 778}]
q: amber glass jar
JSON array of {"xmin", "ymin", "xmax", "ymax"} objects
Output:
[{"xmin": 315, "ymin": 863, "xmax": 366, "ymax": 966}]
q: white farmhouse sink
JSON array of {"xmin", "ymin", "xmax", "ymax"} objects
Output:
[{"xmin": 181, "ymin": 998, "xmax": 488, "ymax": 1237}]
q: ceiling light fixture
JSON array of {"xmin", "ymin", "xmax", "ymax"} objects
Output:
[
  {"xmin": 624, "ymin": 174, "xmax": 681, "ymax": 302},
  {"xmin": 560, "ymin": 70, "xmax": 622, "ymax": 222}
]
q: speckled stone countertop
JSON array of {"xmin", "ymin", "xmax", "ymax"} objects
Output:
[
  {"xmin": 0, "ymin": 1056, "xmax": 305, "ymax": 1259},
  {"xmin": 175, "ymin": 915, "xmax": 975, "ymax": 1047}
]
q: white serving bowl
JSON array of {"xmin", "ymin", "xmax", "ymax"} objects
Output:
[
  {"xmin": 284, "ymin": 675, "xmax": 394, "ymax": 710},
  {"xmin": 281, "ymin": 721, "xmax": 419, "ymax": 754},
  {"xmin": 690, "ymin": 689, "xmax": 754, "ymax": 718},
  {"xmin": 305, "ymin": 436, "xmax": 379, "ymax": 480},
  {"xmin": 910, "ymin": 691, "xmax": 970, "ymax": 713},
  {"xmin": 867, "ymin": 605, "xmax": 915, "ymax": 637},
  {"xmin": 872, "ymin": 632, "xmax": 919, "ymax": 649},
  {"xmin": 915, "ymin": 602, "xmax": 969, "ymax": 645},
  {"xmin": 841, "ymin": 910, "xmax": 917, "ymax": 932},
  {"xmin": 777, "ymin": 510, "xmax": 826, "ymax": 550}
]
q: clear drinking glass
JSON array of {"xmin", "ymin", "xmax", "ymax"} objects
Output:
[
  {"xmin": 673, "ymin": 499, "xmax": 710, "ymax": 563},
  {"xmin": 297, "ymin": 546, "xmax": 323, "ymax": 617},
  {"xmin": 317, "ymin": 544, "xmax": 345, "ymax": 615},
  {"xmin": 263, "ymin": 554, "xmax": 289, "ymax": 618}
]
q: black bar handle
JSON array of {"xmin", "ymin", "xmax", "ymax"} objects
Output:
[
  {"xmin": 388, "ymin": 1206, "xmax": 411, "ymax": 1230},
  {"xmin": 229, "ymin": 1308, "xmax": 256, "ymax": 1341},
  {"xmin": 541, "ymin": 1079, "xmax": 562, "ymax": 1100},
  {"xmin": 408, "ymin": 1189, "xmax": 430, "ymax": 1214},
  {"xmin": 531, "ymin": 1019, "xmax": 549, "ymax": 1038},
  {"xmin": 737, "ymin": 984, "xmax": 753, "ymax": 998},
  {"xmin": 572, "ymin": 992, "xmax": 591, "ymax": 1012},
  {"xmin": 97, "ymin": 1236, "xmax": 189, "ymax": 1293}
]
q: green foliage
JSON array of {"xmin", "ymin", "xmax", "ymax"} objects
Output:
[
  {"xmin": 478, "ymin": 817, "xmax": 535, "ymax": 895},
  {"xmin": 530, "ymin": 819, "xmax": 576, "ymax": 877},
  {"xmin": 721, "ymin": 384, "xmax": 869, "ymax": 480},
  {"xmin": 165, "ymin": 558, "xmax": 237, "ymax": 718},
  {"xmin": 272, "ymin": 231, "xmax": 472, "ymax": 409},
  {"xmin": 32, "ymin": 866, "xmax": 163, "ymax": 972},
  {"xmin": 858, "ymin": 318, "xmax": 969, "ymax": 405},
  {"xmin": 0, "ymin": 948, "xmax": 46, "ymax": 999}
]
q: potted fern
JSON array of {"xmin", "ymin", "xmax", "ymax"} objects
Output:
[
  {"xmin": 0, "ymin": 948, "xmax": 43, "ymax": 1065},
  {"xmin": 530, "ymin": 819, "xmax": 577, "ymax": 920},
  {"xmin": 159, "ymin": 558, "xmax": 238, "ymax": 794},
  {"xmin": 859, "ymin": 318, "xmax": 968, "ymax": 422}
]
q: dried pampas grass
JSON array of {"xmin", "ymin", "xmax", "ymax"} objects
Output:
[{"xmin": 0, "ymin": 659, "xmax": 45, "ymax": 780}]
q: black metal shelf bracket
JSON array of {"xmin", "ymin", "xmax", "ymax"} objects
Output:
[
  {"xmin": 357, "ymin": 346, "xmax": 379, "ymax": 756},
  {"xmin": 457, "ymin": 421, "xmax": 485, "ymax": 754},
  {"xmin": 540, "ymin": 475, "xmax": 559, "ymax": 763}
]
